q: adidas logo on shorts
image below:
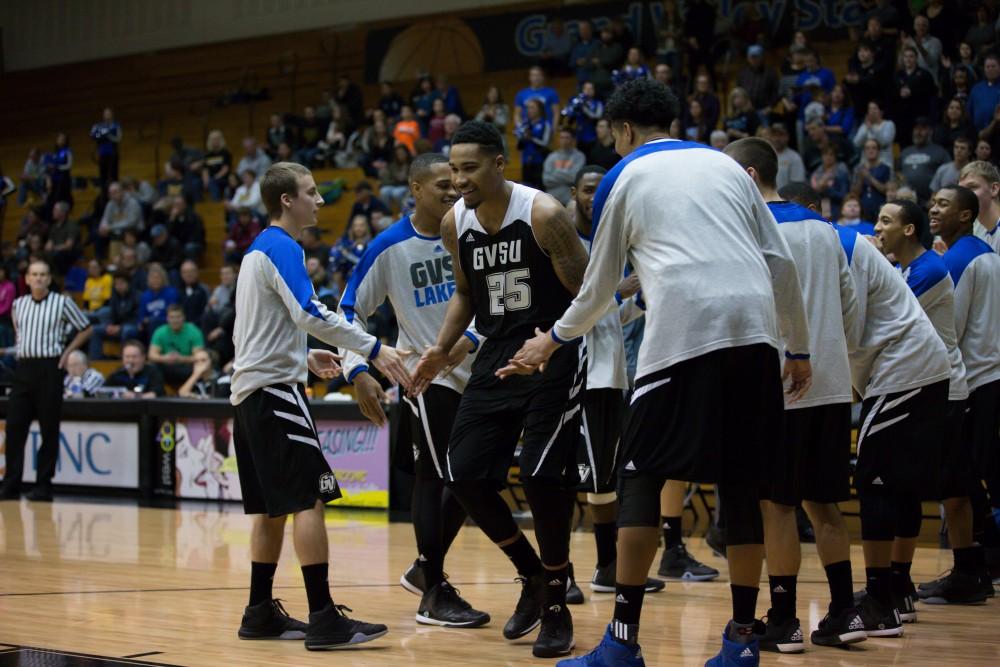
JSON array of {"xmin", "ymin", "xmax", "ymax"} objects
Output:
[
  {"xmin": 739, "ymin": 647, "xmax": 754, "ymax": 658},
  {"xmin": 872, "ymin": 476, "xmax": 884, "ymax": 486}
]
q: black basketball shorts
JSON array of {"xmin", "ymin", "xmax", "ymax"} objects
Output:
[
  {"xmin": 233, "ymin": 382, "xmax": 342, "ymax": 517},
  {"xmin": 447, "ymin": 337, "xmax": 585, "ymax": 487},
  {"xmin": 938, "ymin": 399, "xmax": 975, "ymax": 500},
  {"xmin": 401, "ymin": 384, "xmax": 462, "ymax": 481},
  {"xmin": 576, "ymin": 387, "xmax": 626, "ymax": 494},
  {"xmin": 967, "ymin": 379, "xmax": 1000, "ymax": 487},
  {"xmin": 854, "ymin": 380, "xmax": 949, "ymax": 498},
  {"xmin": 618, "ymin": 343, "xmax": 784, "ymax": 486},
  {"xmin": 761, "ymin": 403, "xmax": 853, "ymax": 506}
]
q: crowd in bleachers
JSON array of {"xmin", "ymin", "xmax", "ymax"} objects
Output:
[{"xmin": 1, "ymin": 0, "xmax": 999, "ymax": 399}]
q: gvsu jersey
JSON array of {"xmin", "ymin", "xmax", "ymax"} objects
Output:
[{"xmin": 455, "ymin": 183, "xmax": 573, "ymax": 340}]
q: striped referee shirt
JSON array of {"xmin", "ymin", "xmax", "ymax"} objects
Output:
[
  {"xmin": 64, "ymin": 368, "xmax": 106, "ymax": 395},
  {"xmin": 12, "ymin": 291, "xmax": 90, "ymax": 359}
]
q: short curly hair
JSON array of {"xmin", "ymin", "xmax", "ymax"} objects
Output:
[
  {"xmin": 605, "ymin": 79, "xmax": 679, "ymax": 131},
  {"xmin": 451, "ymin": 120, "xmax": 506, "ymax": 156}
]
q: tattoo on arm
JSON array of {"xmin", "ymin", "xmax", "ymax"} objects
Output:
[{"xmin": 534, "ymin": 198, "xmax": 589, "ymax": 295}]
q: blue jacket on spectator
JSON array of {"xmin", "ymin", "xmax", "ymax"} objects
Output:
[
  {"xmin": 138, "ymin": 285, "xmax": 178, "ymax": 331},
  {"xmin": 90, "ymin": 121, "xmax": 122, "ymax": 157},
  {"xmin": 516, "ymin": 119, "xmax": 552, "ymax": 167},
  {"xmin": 968, "ymin": 78, "xmax": 1000, "ymax": 130}
]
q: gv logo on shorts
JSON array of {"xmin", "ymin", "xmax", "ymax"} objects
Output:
[{"xmin": 319, "ymin": 472, "xmax": 338, "ymax": 494}]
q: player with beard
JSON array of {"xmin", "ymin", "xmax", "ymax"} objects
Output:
[{"xmin": 413, "ymin": 121, "xmax": 591, "ymax": 659}]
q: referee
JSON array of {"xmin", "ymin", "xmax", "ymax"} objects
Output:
[{"xmin": 0, "ymin": 259, "xmax": 91, "ymax": 501}]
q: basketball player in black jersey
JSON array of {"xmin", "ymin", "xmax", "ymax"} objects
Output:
[{"xmin": 413, "ymin": 121, "xmax": 590, "ymax": 659}]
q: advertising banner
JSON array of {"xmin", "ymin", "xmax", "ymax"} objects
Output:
[
  {"xmin": 166, "ymin": 417, "xmax": 390, "ymax": 509},
  {"xmin": 0, "ymin": 420, "xmax": 139, "ymax": 488}
]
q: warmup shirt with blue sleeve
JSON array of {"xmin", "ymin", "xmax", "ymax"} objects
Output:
[
  {"xmin": 577, "ymin": 232, "xmax": 628, "ymax": 391},
  {"xmin": 552, "ymin": 139, "xmax": 811, "ymax": 382},
  {"xmin": 900, "ymin": 250, "xmax": 969, "ymax": 401},
  {"xmin": 230, "ymin": 225, "xmax": 380, "ymax": 406},
  {"xmin": 942, "ymin": 234, "xmax": 1000, "ymax": 392},
  {"xmin": 768, "ymin": 202, "xmax": 859, "ymax": 408},
  {"xmin": 338, "ymin": 216, "xmax": 479, "ymax": 393},
  {"xmin": 836, "ymin": 227, "xmax": 950, "ymax": 398},
  {"xmin": 973, "ymin": 219, "xmax": 1000, "ymax": 254}
]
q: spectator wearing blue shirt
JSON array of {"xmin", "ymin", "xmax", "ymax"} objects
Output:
[
  {"xmin": 46, "ymin": 132, "xmax": 73, "ymax": 210},
  {"xmin": 854, "ymin": 137, "xmax": 893, "ymax": 221},
  {"xmin": 90, "ymin": 107, "xmax": 121, "ymax": 195},
  {"xmin": 411, "ymin": 76, "xmax": 438, "ymax": 135},
  {"xmin": 835, "ymin": 195, "xmax": 876, "ymax": 236},
  {"xmin": 969, "ymin": 54, "xmax": 1000, "ymax": 132},
  {"xmin": 513, "ymin": 66, "xmax": 561, "ymax": 127},
  {"xmin": 810, "ymin": 145, "xmax": 851, "ymax": 219},
  {"xmin": 563, "ymin": 81, "xmax": 603, "ymax": 154},
  {"xmin": 569, "ymin": 21, "xmax": 599, "ymax": 87},
  {"xmin": 539, "ymin": 18, "xmax": 573, "ymax": 76},
  {"xmin": 137, "ymin": 263, "xmax": 179, "ymax": 342},
  {"xmin": 613, "ymin": 47, "xmax": 651, "ymax": 88},
  {"xmin": 514, "ymin": 98, "xmax": 551, "ymax": 189},
  {"xmin": 825, "ymin": 84, "xmax": 856, "ymax": 141},
  {"xmin": 330, "ymin": 214, "xmax": 372, "ymax": 291},
  {"xmin": 434, "ymin": 74, "xmax": 465, "ymax": 119},
  {"xmin": 794, "ymin": 49, "xmax": 836, "ymax": 124}
]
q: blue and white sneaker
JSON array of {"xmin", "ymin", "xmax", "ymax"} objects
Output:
[
  {"xmin": 556, "ymin": 625, "xmax": 645, "ymax": 667},
  {"xmin": 705, "ymin": 624, "xmax": 759, "ymax": 666}
]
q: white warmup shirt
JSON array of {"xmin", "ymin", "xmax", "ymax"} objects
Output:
[
  {"xmin": 836, "ymin": 228, "xmax": 950, "ymax": 398},
  {"xmin": 231, "ymin": 225, "xmax": 379, "ymax": 405},
  {"xmin": 577, "ymin": 232, "xmax": 628, "ymax": 391},
  {"xmin": 900, "ymin": 249, "xmax": 969, "ymax": 401},
  {"xmin": 338, "ymin": 215, "xmax": 479, "ymax": 393},
  {"xmin": 767, "ymin": 202, "xmax": 859, "ymax": 408},
  {"xmin": 973, "ymin": 219, "xmax": 1000, "ymax": 254},
  {"xmin": 942, "ymin": 234, "xmax": 1000, "ymax": 392},
  {"xmin": 552, "ymin": 139, "xmax": 810, "ymax": 382}
]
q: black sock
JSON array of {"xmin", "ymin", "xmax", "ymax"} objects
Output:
[
  {"xmin": 301, "ymin": 563, "xmax": 333, "ymax": 613},
  {"xmin": 824, "ymin": 560, "xmax": 854, "ymax": 615},
  {"xmin": 662, "ymin": 515, "xmax": 683, "ymax": 549},
  {"xmin": 611, "ymin": 583, "xmax": 645, "ymax": 646},
  {"xmin": 501, "ymin": 534, "xmax": 543, "ymax": 577},
  {"xmin": 594, "ymin": 521, "xmax": 618, "ymax": 567},
  {"xmin": 730, "ymin": 584, "xmax": 759, "ymax": 625},
  {"xmin": 953, "ymin": 545, "xmax": 979, "ymax": 574},
  {"xmin": 866, "ymin": 566, "xmax": 892, "ymax": 606},
  {"xmin": 768, "ymin": 575, "xmax": 797, "ymax": 623},
  {"xmin": 249, "ymin": 561, "xmax": 277, "ymax": 606},
  {"xmin": 890, "ymin": 560, "xmax": 912, "ymax": 597},
  {"xmin": 544, "ymin": 565, "xmax": 568, "ymax": 608}
]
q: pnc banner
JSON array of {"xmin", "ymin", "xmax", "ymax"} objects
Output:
[
  {"xmin": 0, "ymin": 420, "xmax": 140, "ymax": 488},
  {"xmin": 164, "ymin": 417, "xmax": 390, "ymax": 509}
]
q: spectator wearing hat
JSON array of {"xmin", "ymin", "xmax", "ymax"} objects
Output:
[
  {"xmin": 736, "ymin": 44, "xmax": 779, "ymax": 123},
  {"xmin": 899, "ymin": 117, "xmax": 950, "ymax": 203}
]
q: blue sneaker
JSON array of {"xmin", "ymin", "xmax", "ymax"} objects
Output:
[
  {"xmin": 705, "ymin": 624, "xmax": 759, "ymax": 666},
  {"xmin": 556, "ymin": 625, "xmax": 645, "ymax": 666}
]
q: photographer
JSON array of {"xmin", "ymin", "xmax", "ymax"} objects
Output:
[{"xmin": 561, "ymin": 81, "xmax": 604, "ymax": 154}]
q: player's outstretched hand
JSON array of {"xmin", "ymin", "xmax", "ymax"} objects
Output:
[
  {"xmin": 307, "ymin": 349, "xmax": 342, "ymax": 379},
  {"xmin": 782, "ymin": 357, "xmax": 813, "ymax": 404},
  {"xmin": 496, "ymin": 327, "xmax": 560, "ymax": 379},
  {"xmin": 353, "ymin": 371, "xmax": 388, "ymax": 427},
  {"xmin": 411, "ymin": 345, "xmax": 449, "ymax": 396},
  {"xmin": 441, "ymin": 335, "xmax": 476, "ymax": 379},
  {"xmin": 372, "ymin": 345, "xmax": 413, "ymax": 393}
]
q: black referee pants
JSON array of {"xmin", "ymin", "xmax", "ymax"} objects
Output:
[{"xmin": 3, "ymin": 358, "xmax": 64, "ymax": 488}]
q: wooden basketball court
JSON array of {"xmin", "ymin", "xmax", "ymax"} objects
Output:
[{"xmin": 1, "ymin": 498, "xmax": 997, "ymax": 666}]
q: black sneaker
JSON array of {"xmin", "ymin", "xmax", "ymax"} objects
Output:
[
  {"xmin": 566, "ymin": 563, "xmax": 584, "ymax": 605},
  {"xmin": 918, "ymin": 571, "xmax": 949, "ymax": 591},
  {"xmin": 416, "ymin": 581, "xmax": 490, "ymax": 627},
  {"xmin": 705, "ymin": 523, "xmax": 726, "ymax": 558},
  {"xmin": 657, "ymin": 544, "xmax": 719, "ymax": 581},
  {"xmin": 238, "ymin": 599, "xmax": 308, "ymax": 640},
  {"xmin": 896, "ymin": 589, "xmax": 917, "ymax": 623},
  {"xmin": 26, "ymin": 483, "xmax": 53, "ymax": 502},
  {"xmin": 810, "ymin": 606, "xmax": 867, "ymax": 647},
  {"xmin": 757, "ymin": 613, "xmax": 804, "ymax": 653},
  {"xmin": 531, "ymin": 604, "xmax": 574, "ymax": 658},
  {"xmin": 400, "ymin": 559, "xmax": 426, "ymax": 596},
  {"xmin": 919, "ymin": 570, "xmax": 989, "ymax": 605},
  {"xmin": 304, "ymin": 603, "xmax": 388, "ymax": 650},
  {"xmin": 855, "ymin": 592, "xmax": 903, "ymax": 637},
  {"xmin": 590, "ymin": 560, "xmax": 666, "ymax": 593},
  {"xmin": 503, "ymin": 574, "xmax": 545, "ymax": 640},
  {"xmin": 0, "ymin": 482, "xmax": 21, "ymax": 500}
]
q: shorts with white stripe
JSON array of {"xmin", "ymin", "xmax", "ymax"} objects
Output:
[
  {"xmin": 576, "ymin": 388, "xmax": 626, "ymax": 494},
  {"xmin": 446, "ymin": 337, "xmax": 585, "ymax": 487},
  {"xmin": 402, "ymin": 385, "xmax": 462, "ymax": 481},
  {"xmin": 854, "ymin": 380, "xmax": 949, "ymax": 498},
  {"xmin": 233, "ymin": 382, "xmax": 342, "ymax": 517}
]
